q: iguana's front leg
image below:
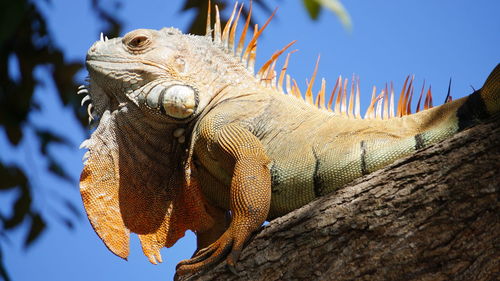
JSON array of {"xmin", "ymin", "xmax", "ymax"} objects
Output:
[
  {"xmin": 176, "ymin": 123, "xmax": 271, "ymax": 276},
  {"xmin": 193, "ymin": 204, "xmax": 229, "ymax": 256}
]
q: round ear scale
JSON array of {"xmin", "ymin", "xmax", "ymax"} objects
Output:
[
  {"xmin": 146, "ymin": 83, "xmax": 164, "ymax": 108},
  {"xmin": 161, "ymin": 84, "xmax": 197, "ymax": 119}
]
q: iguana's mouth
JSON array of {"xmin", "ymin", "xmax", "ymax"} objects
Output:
[{"xmin": 86, "ymin": 58, "xmax": 146, "ymax": 71}]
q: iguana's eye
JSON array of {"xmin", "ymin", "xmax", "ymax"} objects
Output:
[
  {"xmin": 123, "ymin": 32, "xmax": 151, "ymax": 51},
  {"xmin": 128, "ymin": 35, "xmax": 149, "ymax": 48}
]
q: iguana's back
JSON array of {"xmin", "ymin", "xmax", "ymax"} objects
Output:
[{"xmin": 193, "ymin": 76, "xmax": 494, "ymax": 218}]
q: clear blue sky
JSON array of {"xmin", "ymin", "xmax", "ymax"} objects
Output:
[{"xmin": 1, "ymin": 0, "xmax": 499, "ymax": 280}]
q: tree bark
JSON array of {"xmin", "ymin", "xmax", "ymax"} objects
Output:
[{"xmin": 187, "ymin": 117, "xmax": 500, "ymax": 281}]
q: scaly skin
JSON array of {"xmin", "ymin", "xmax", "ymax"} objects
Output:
[
  {"xmin": 176, "ymin": 67, "xmax": 499, "ymax": 275},
  {"xmin": 78, "ymin": 10, "xmax": 500, "ymax": 278}
]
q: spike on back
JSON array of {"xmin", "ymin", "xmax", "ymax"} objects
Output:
[
  {"xmin": 341, "ymin": 78, "xmax": 348, "ymax": 114},
  {"xmin": 305, "ymin": 56, "xmax": 321, "ymax": 105},
  {"xmin": 424, "ymin": 86, "xmax": 433, "ymax": 110},
  {"xmin": 382, "ymin": 83, "xmax": 388, "ymax": 119},
  {"xmin": 327, "ymin": 76, "xmax": 340, "ymax": 112},
  {"xmin": 347, "ymin": 75, "xmax": 355, "ymax": 117},
  {"xmin": 204, "ymin": 1, "xmax": 437, "ymax": 121},
  {"xmin": 406, "ymin": 75, "xmax": 415, "ymax": 115},
  {"xmin": 236, "ymin": 2, "xmax": 252, "ymax": 57},
  {"xmin": 355, "ymin": 77, "xmax": 361, "ymax": 118},
  {"xmin": 242, "ymin": 8, "xmax": 277, "ymax": 65},
  {"xmin": 397, "ymin": 76, "xmax": 410, "ymax": 117},
  {"xmin": 315, "ymin": 78, "xmax": 327, "ymax": 109},
  {"xmin": 444, "ymin": 78, "xmax": 453, "ymax": 104},
  {"xmin": 334, "ymin": 76, "xmax": 343, "ymax": 113},
  {"xmin": 292, "ymin": 79, "xmax": 302, "ymax": 99},
  {"xmin": 205, "ymin": 0, "xmax": 212, "ymax": 37},
  {"xmin": 228, "ymin": 4, "xmax": 243, "ymax": 52},
  {"xmin": 364, "ymin": 86, "xmax": 377, "ymax": 119},
  {"xmin": 213, "ymin": 6, "xmax": 222, "ymax": 44},
  {"xmin": 389, "ymin": 82, "xmax": 395, "ymax": 118},
  {"xmin": 221, "ymin": 3, "xmax": 238, "ymax": 48},
  {"xmin": 416, "ymin": 80, "xmax": 425, "ymax": 112},
  {"xmin": 246, "ymin": 24, "xmax": 259, "ymax": 72},
  {"xmin": 278, "ymin": 50, "xmax": 296, "ymax": 92},
  {"xmin": 258, "ymin": 41, "xmax": 297, "ymax": 79}
]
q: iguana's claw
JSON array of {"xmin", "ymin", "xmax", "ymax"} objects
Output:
[
  {"xmin": 227, "ymin": 249, "xmax": 241, "ymax": 272},
  {"xmin": 226, "ymin": 250, "xmax": 241, "ymax": 276},
  {"xmin": 176, "ymin": 231, "xmax": 232, "ymax": 275},
  {"xmin": 175, "ymin": 227, "xmax": 246, "ymax": 276}
]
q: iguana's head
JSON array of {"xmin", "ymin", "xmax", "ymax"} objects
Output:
[
  {"xmin": 85, "ymin": 27, "xmax": 223, "ymax": 123},
  {"xmin": 84, "ymin": 4, "xmax": 287, "ymax": 126}
]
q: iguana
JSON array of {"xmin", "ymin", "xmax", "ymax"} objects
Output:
[{"xmin": 78, "ymin": 2, "xmax": 500, "ymax": 278}]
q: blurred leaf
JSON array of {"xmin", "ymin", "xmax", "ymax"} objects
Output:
[
  {"xmin": 48, "ymin": 159, "xmax": 73, "ymax": 183},
  {"xmin": 1, "ymin": 3, "xmax": 43, "ymax": 145},
  {"xmin": 59, "ymin": 217, "xmax": 75, "ymax": 230},
  {"xmin": 24, "ymin": 213, "xmax": 46, "ymax": 247},
  {"xmin": 181, "ymin": 0, "xmax": 269, "ymax": 35},
  {"xmin": 182, "ymin": 0, "xmax": 225, "ymax": 35},
  {"xmin": 315, "ymin": 0, "xmax": 351, "ymax": 29},
  {"xmin": 3, "ymin": 186, "xmax": 31, "ymax": 230},
  {"xmin": 0, "ymin": 0, "xmax": 26, "ymax": 45},
  {"xmin": 50, "ymin": 200, "xmax": 80, "ymax": 230},
  {"xmin": 51, "ymin": 53, "xmax": 82, "ymax": 106},
  {"xmin": 90, "ymin": 0, "xmax": 122, "ymax": 38},
  {"xmin": 64, "ymin": 199, "xmax": 82, "ymax": 219},
  {"xmin": 0, "ymin": 164, "xmax": 27, "ymax": 190},
  {"xmin": 0, "ymin": 246, "xmax": 11, "ymax": 281},
  {"xmin": 0, "ymin": 0, "xmax": 123, "ymax": 279},
  {"xmin": 35, "ymin": 129, "xmax": 71, "ymax": 155},
  {"xmin": 303, "ymin": 0, "xmax": 322, "ymax": 19}
]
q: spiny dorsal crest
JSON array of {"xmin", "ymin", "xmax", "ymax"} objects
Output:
[{"xmin": 205, "ymin": 1, "xmax": 444, "ymax": 120}]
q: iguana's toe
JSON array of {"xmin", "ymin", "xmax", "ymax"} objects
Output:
[
  {"xmin": 175, "ymin": 225, "xmax": 251, "ymax": 277},
  {"xmin": 175, "ymin": 233, "xmax": 233, "ymax": 276},
  {"xmin": 226, "ymin": 250, "xmax": 242, "ymax": 275}
]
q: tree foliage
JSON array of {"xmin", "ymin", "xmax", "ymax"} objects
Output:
[{"xmin": 0, "ymin": 0, "xmax": 120, "ymax": 279}]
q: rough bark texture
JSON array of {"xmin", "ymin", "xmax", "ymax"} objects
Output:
[{"xmin": 186, "ymin": 117, "xmax": 500, "ymax": 281}]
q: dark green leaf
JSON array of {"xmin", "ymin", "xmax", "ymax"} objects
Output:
[{"xmin": 303, "ymin": 0, "xmax": 322, "ymax": 20}]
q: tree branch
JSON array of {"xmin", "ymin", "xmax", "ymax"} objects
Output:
[{"xmin": 187, "ymin": 116, "xmax": 500, "ymax": 281}]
